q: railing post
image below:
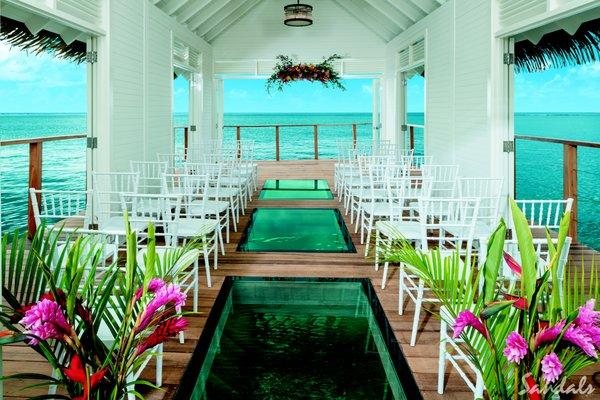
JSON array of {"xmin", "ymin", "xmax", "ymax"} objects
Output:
[
  {"xmin": 183, "ymin": 127, "xmax": 189, "ymax": 159},
  {"xmin": 409, "ymin": 125, "xmax": 415, "ymax": 151},
  {"xmin": 352, "ymin": 124, "xmax": 357, "ymax": 149},
  {"xmin": 275, "ymin": 126, "xmax": 280, "ymax": 161},
  {"xmin": 28, "ymin": 141, "xmax": 42, "ymax": 238},
  {"xmin": 313, "ymin": 125, "xmax": 318, "ymax": 160},
  {"xmin": 563, "ymin": 144, "xmax": 578, "ymax": 241},
  {"xmin": 236, "ymin": 126, "xmax": 241, "ymax": 159}
]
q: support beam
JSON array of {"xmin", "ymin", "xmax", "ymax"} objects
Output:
[
  {"xmin": 177, "ymin": 0, "xmax": 211, "ymax": 24},
  {"xmin": 364, "ymin": 0, "xmax": 413, "ymax": 28},
  {"xmin": 563, "ymin": 144, "xmax": 578, "ymax": 241},
  {"xmin": 162, "ymin": 0, "xmax": 191, "ymax": 16},
  {"xmin": 332, "ymin": 0, "xmax": 398, "ymax": 42},
  {"xmin": 188, "ymin": 0, "xmax": 234, "ymax": 32},
  {"xmin": 203, "ymin": 0, "xmax": 263, "ymax": 43},
  {"xmin": 406, "ymin": 0, "xmax": 438, "ymax": 14},
  {"xmin": 386, "ymin": 0, "xmax": 427, "ymax": 22}
]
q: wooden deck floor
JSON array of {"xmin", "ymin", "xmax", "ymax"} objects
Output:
[{"xmin": 3, "ymin": 160, "xmax": 599, "ymax": 399}]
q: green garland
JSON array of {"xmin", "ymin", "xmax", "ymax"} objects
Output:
[{"xmin": 266, "ymin": 54, "xmax": 346, "ymax": 93}]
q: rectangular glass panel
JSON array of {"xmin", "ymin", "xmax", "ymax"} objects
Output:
[
  {"xmin": 237, "ymin": 208, "xmax": 355, "ymax": 253},
  {"xmin": 260, "ymin": 179, "xmax": 333, "ymax": 200},
  {"xmin": 189, "ymin": 280, "xmax": 409, "ymax": 400}
]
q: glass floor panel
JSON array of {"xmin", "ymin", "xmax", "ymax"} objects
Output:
[
  {"xmin": 259, "ymin": 179, "xmax": 334, "ymax": 200},
  {"xmin": 175, "ymin": 278, "xmax": 421, "ymax": 400},
  {"xmin": 237, "ymin": 208, "xmax": 355, "ymax": 253}
]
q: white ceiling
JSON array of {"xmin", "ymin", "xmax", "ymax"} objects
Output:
[{"xmin": 153, "ymin": 0, "xmax": 447, "ymax": 43}]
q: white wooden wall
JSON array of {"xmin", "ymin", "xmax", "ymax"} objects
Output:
[
  {"xmin": 384, "ymin": 0, "xmax": 507, "ymax": 180},
  {"xmin": 95, "ymin": 0, "xmax": 213, "ymax": 172}
]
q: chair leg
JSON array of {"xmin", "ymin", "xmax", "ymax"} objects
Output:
[
  {"xmin": 374, "ymin": 230, "xmax": 380, "ymax": 271},
  {"xmin": 156, "ymin": 344, "xmax": 163, "ymax": 387},
  {"xmin": 410, "ymin": 281, "xmax": 424, "ymax": 346},
  {"xmin": 364, "ymin": 220, "xmax": 372, "ymax": 257},
  {"xmin": 193, "ymin": 260, "xmax": 200, "ymax": 309},
  {"xmin": 382, "ymin": 261, "xmax": 389, "ymax": 289},
  {"xmin": 438, "ymin": 318, "xmax": 447, "ymax": 394},
  {"xmin": 398, "ymin": 264, "xmax": 404, "ymax": 315},
  {"xmin": 474, "ymin": 372, "xmax": 485, "ymax": 398},
  {"xmin": 218, "ymin": 228, "xmax": 225, "ymax": 256}
]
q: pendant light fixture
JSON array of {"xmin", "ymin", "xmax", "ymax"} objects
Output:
[{"xmin": 283, "ymin": 1, "xmax": 313, "ymax": 27}]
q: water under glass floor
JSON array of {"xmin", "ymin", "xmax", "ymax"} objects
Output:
[
  {"xmin": 237, "ymin": 208, "xmax": 355, "ymax": 253},
  {"xmin": 259, "ymin": 179, "xmax": 334, "ymax": 200}
]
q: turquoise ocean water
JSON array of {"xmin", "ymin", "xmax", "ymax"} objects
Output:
[{"xmin": 1, "ymin": 112, "xmax": 599, "ymax": 249}]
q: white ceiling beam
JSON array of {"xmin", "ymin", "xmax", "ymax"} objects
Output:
[
  {"xmin": 162, "ymin": 0, "xmax": 191, "ymax": 16},
  {"xmin": 386, "ymin": 0, "xmax": 426, "ymax": 22},
  {"xmin": 348, "ymin": 0, "xmax": 403, "ymax": 38},
  {"xmin": 203, "ymin": 0, "xmax": 263, "ymax": 43},
  {"xmin": 177, "ymin": 0, "xmax": 212, "ymax": 24},
  {"xmin": 188, "ymin": 0, "xmax": 234, "ymax": 31},
  {"xmin": 363, "ymin": 0, "xmax": 413, "ymax": 27},
  {"xmin": 405, "ymin": 0, "xmax": 437, "ymax": 14},
  {"xmin": 332, "ymin": 0, "xmax": 398, "ymax": 42}
]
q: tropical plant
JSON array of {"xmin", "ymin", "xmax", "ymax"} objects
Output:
[
  {"xmin": 0, "ymin": 219, "xmax": 200, "ymax": 399},
  {"xmin": 266, "ymin": 54, "xmax": 346, "ymax": 93},
  {"xmin": 382, "ymin": 199, "xmax": 599, "ymax": 399}
]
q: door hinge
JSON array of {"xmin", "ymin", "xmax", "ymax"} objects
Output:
[
  {"xmin": 503, "ymin": 140, "xmax": 515, "ymax": 153},
  {"xmin": 400, "ymin": 124, "xmax": 408, "ymax": 132},
  {"xmin": 190, "ymin": 125, "xmax": 197, "ymax": 131},
  {"xmin": 503, "ymin": 52, "xmax": 515, "ymax": 65},
  {"xmin": 87, "ymin": 137, "xmax": 98, "ymax": 149},
  {"xmin": 401, "ymin": 79, "xmax": 407, "ymax": 86},
  {"xmin": 86, "ymin": 51, "xmax": 97, "ymax": 64}
]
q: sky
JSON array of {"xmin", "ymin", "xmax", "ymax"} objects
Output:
[{"xmin": 1, "ymin": 41, "xmax": 600, "ymax": 114}]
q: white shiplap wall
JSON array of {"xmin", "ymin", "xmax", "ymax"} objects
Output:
[
  {"xmin": 99, "ymin": 0, "xmax": 213, "ymax": 172},
  {"xmin": 212, "ymin": 0, "xmax": 386, "ymax": 74},
  {"xmin": 385, "ymin": 0, "xmax": 502, "ymax": 177}
]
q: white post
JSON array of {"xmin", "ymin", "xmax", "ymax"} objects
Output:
[{"xmin": 371, "ymin": 78, "xmax": 381, "ymax": 148}]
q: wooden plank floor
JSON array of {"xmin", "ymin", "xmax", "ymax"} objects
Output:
[{"xmin": 3, "ymin": 160, "xmax": 599, "ymax": 399}]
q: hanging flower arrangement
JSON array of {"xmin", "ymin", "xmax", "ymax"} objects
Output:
[{"xmin": 266, "ymin": 54, "xmax": 345, "ymax": 93}]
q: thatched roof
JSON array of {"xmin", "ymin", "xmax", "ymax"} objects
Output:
[
  {"xmin": 515, "ymin": 18, "xmax": 600, "ymax": 73},
  {"xmin": 0, "ymin": 16, "xmax": 86, "ymax": 63}
]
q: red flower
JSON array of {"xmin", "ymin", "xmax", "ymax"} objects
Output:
[
  {"xmin": 135, "ymin": 317, "xmax": 188, "ymax": 356},
  {"xmin": 503, "ymin": 251, "xmax": 522, "ymax": 276},
  {"xmin": 63, "ymin": 354, "xmax": 106, "ymax": 400},
  {"xmin": 503, "ymin": 293, "xmax": 528, "ymax": 310}
]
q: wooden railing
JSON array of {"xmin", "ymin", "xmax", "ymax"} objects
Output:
[
  {"xmin": 406, "ymin": 123, "xmax": 424, "ymax": 151},
  {"xmin": 1, "ymin": 134, "xmax": 87, "ymax": 236},
  {"xmin": 515, "ymin": 135, "xmax": 600, "ymax": 242},
  {"xmin": 223, "ymin": 122, "xmax": 372, "ymax": 161}
]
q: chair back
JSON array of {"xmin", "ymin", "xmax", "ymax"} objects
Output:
[
  {"xmin": 513, "ymin": 199, "xmax": 573, "ymax": 232},
  {"xmin": 417, "ymin": 197, "xmax": 480, "ymax": 269},
  {"xmin": 157, "ymin": 153, "xmax": 185, "ymax": 170},
  {"xmin": 422, "ymin": 164, "xmax": 459, "ymax": 198},
  {"xmin": 387, "ymin": 176, "xmax": 433, "ymax": 222},
  {"xmin": 502, "ymin": 236, "xmax": 572, "ymax": 283},
  {"xmin": 457, "ymin": 177, "xmax": 503, "ymax": 232},
  {"xmin": 122, "ymin": 192, "xmax": 181, "ymax": 246},
  {"xmin": 130, "ymin": 161, "xmax": 168, "ymax": 194},
  {"xmin": 29, "ymin": 189, "xmax": 92, "ymax": 229},
  {"xmin": 93, "ymin": 172, "xmax": 139, "ymax": 228}
]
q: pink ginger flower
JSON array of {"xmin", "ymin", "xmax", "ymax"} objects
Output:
[
  {"xmin": 503, "ymin": 331, "xmax": 528, "ymax": 364},
  {"xmin": 535, "ymin": 320, "xmax": 566, "ymax": 349},
  {"xmin": 452, "ymin": 310, "xmax": 488, "ymax": 339},
  {"xmin": 503, "ymin": 251, "xmax": 522, "ymax": 275},
  {"xmin": 137, "ymin": 283, "xmax": 186, "ymax": 332},
  {"xmin": 564, "ymin": 325, "xmax": 597, "ymax": 358},
  {"xmin": 575, "ymin": 299, "xmax": 599, "ymax": 327},
  {"xmin": 19, "ymin": 299, "xmax": 72, "ymax": 346},
  {"xmin": 134, "ymin": 278, "xmax": 166, "ymax": 301},
  {"xmin": 541, "ymin": 352, "xmax": 563, "ymax": 383},
  {"xmin": 135, "ymin": 317, "xmax": 188, "ymax": 356}
]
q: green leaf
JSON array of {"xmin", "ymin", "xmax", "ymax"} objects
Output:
[
  {"xmin": 482, "ymin": 220, "xmax": 507, "ymax": 303},
  {"xmin": 480, "ymin": 300, "xmax": 515, "ymax": 320},
  {"xmin": 510, "ymin": 199, "xmax": 537, "ymax": 304}
]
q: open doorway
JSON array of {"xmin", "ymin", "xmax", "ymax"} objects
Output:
[
  {"xmin": 221, "ymin": 78, "xmax": 375, "ymax": 160},
  {"xmin": 173, "ymin": 72, "xmax": 190, "ymax": 155},
  {"xmin": 0, "ymin": 19, "xmax": 88, "ymax": 235},
  {"xmin": 405, "ymin": 72, "xmax": 425, "ymax": 155}
]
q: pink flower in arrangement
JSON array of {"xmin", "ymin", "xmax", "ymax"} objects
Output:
[
  {"xmin": 535, "ymin": 320, "xmax": 566, "ymax": 349},
  {"xmin": 137, "ymin": 283, "xmax": 186, "ymax": 332},
  {"xmin": 452, "ymin": 310, "xmax": 488, "ymax": 339},
  {"xmin": 564, "ymin": 325, "xmax": 597, "ymax": 358},
  {"xmin": 134, "ymin": 278, "xmax": 166, "ymax": 301},
  {"xmin": 135, "ymin": 317, "xmax": 188, "ymax": 356},
  {"xmin": 541, "ymin": 352, "xmax": 563, "ymax": 383},
  {"xmin": 503, "ymin": 331, "xmax": 528, "ymax": 364},
  {"xmin": 575, "ymin": 299, "xmax": 599, "ymax": 327},
  {"xmin": 19, "ymin": 299, "xmax": 72, "ymax": 346},
  {"xmin": 503, "ymin": 251, "xmax": 522, "ymax": 276}
]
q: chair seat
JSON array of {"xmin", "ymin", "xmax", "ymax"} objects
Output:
[
  {"xmin": 100, "ymin": 217, "xmax": 147, "ymax": 235},
  {"xmin": 174, "ymin": 218, "xmax": 219, "ymax": 237},
  {"xmin": 362, "ymin": 202, "xmax": 392, "ymax": 217},
  {"xmin": 206, "ymin": 187, "xmax": 239, "ymax": 198},
  {"xmin": 376, "ymin": 220, "xmax": 421, "ymax": 240},
  {"xmin": 351, "ymin": 188, "xmax": 388, "ymax": 199},
  {"xmin": 189, "ymin": 200, "xmax": 229, "ymax": 215}
]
